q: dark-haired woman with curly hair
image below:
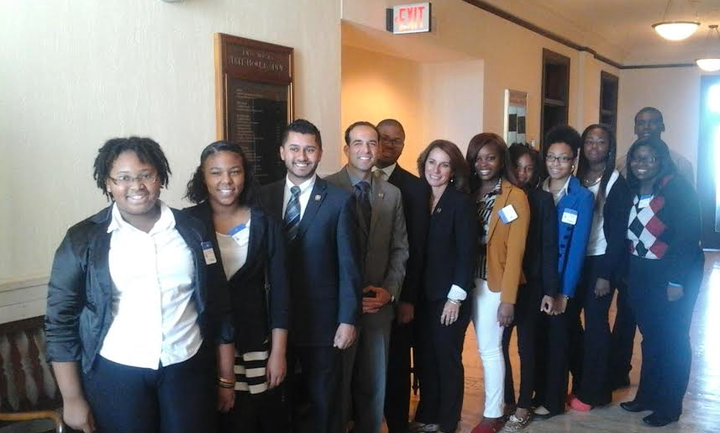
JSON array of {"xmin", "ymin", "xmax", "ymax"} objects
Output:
[
  {"xmin": 45, "ymin": 137, "xmax": 233, "ymax": 433},
  {"xmin": 184, "ymin": 141, "xmax": 290, "ymax": 433},
  {"xmin": 619, "ymin": 137, "xmax": 703, "ymax": 428}
]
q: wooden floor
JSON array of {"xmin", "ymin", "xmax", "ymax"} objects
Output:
[{"xmin": 399, "ymin": 252, "xmax": 720, "ymax": 433}]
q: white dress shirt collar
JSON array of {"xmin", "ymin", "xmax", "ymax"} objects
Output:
[
  {"xmin": 372, "ymin": 163, "xmax": 397, "ymax": 180},
  {"xmin": 107, "ymin": 201, "xmax": 175, "ymax": 234}
]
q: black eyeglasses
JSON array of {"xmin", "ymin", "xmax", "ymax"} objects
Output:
[
  {"xmin": 546, "ymin": 155, "xmax": 574, "ymax": 164},
  {"xmin": 380, "ymin": 135, "xmax": 404, "ymax": 147},
  {"xmin": 629, "ymin": 156, "xmax": 657, "ymax": 165}
]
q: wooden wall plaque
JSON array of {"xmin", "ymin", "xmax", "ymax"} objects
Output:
[{"xmin": 214, "ymin": 33, "xmax": 294, "ymax": 185}]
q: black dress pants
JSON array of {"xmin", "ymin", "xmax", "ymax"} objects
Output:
[
  {"xmin": 534, "ymin": 302, "xmax": 570, "ymax": 416},
  {"xmin": 82, "ymin": 345, "xmax": 216, "ymax": 433},
  {"xmin": 415, "ymin": 300, "xmax": 470, "ymax": 432},
  {"xmin": 219, "ymin": 387, "xmax": 289, "ymax": 433},
  {"xmin": 568, "ymin": 255, "xmax": 614, "ymax": 406},
  {"xmin": 384, "ymin": 318, "xmax": 414, "ymax": 433},
  {"xmin": 286, "ymin": 345, "xmax": 342, "ymax": 433},
  {"xmin": 609, "ymin": 279, "xmax": 636, "ymax": 385},
  {"xmin": 502, "ymin": 283, "xmax": 540, "ymax": 410},
  {"xmin": 628, "ymin": 256, "xmax": 702, "ymax": 419}
]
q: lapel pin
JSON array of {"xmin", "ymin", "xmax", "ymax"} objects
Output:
[
  {"xmin": 437, "ymin": 207, "xmax": 442, "ymax": 213},
  {"xmin": 378, "ymin": 193, "xmax": 384, "ymax": 198},
  {"xmin": 314, "ymin": 194, "xmax": 321, "ymax": 201}
]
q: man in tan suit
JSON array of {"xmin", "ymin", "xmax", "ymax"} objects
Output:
[{"xmin": 325, "ymin": 121, "xmax": 409, "ymax": 433}]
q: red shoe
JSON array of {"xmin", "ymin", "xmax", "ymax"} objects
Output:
[
  {"xmin": 569, "ymin": 396, "xmax": 592, "ymax": 412},
  {"xmin": 471, "ymin": 418, "xmax": 505, "ymax": 433}
]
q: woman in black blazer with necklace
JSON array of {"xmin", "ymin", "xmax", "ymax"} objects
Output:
[
  {"xmin": 185, "ymin": 141, "xmax": 290, "ymax": 433},
  {"xmin": 412, "ymin": 140, "xmax": 478, "ymax": 433}
]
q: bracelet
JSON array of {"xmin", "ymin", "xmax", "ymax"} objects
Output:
[
  {"xmin": 218, "ymin": 376, "xmax": 235, "ymax": 388},
  {"xmin": 447, "ymin": 299, "xmax": 461, "ymax": 305}
]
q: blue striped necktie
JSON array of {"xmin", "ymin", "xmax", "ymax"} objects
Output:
[{"xmin": 284, "ymin": 186, "xmax": 301, "ymax": 241}]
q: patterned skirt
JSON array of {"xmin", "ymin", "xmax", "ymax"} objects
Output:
[{"xmin": 233, "ymin": 339, "xmax": 270, "ymax": 395}]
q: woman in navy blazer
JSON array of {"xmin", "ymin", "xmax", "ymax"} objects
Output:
[
  {"xmin": 413, "ymin": 140, "xmax": 478, "ymax": 433},
  {"xmin": 533, "ymin": 126, "xmax": 594, "ymax": 418},
  {"xmin": 184, "ymin": 141, "xmax": 291, "ymax": 433}
]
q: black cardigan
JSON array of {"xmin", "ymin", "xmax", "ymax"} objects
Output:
[
  {"xmin": 628, "ymin": 175, "xmax": 704, "ymax": 287},
  {"xmin": 184, "ymin": 203, "xmax": 290, "ymax": 353},
  {"xmin": 595, "ymin": 173, "xmax": 632, "ymax": 282},
  {"xmin": 522, "ymin": 188, "xmax": 560, "ymax": 297}
]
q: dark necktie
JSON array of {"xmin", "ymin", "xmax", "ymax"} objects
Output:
[
  {"xmin": 284, "ymin": 186, "xmax": 301, "ymax": 241},
  {"xmin": 354, "ymin": 181, "xmax": 372, "ymax": 231}
]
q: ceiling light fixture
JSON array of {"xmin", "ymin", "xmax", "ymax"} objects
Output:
[
  {"xmin": 652, "ymin": 0, "xmax": 700, "ymax": 41},
  {"xmin": 696, "ymin": 25, "xmax": 720, "ymax": 72}
]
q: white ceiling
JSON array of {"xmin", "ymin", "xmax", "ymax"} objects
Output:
[{"xmin": 478, "ymin": 0, "xmax": 720, "ymax": 65}]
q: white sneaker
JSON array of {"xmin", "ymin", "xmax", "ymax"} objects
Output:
[{"xmin": 533, "ymin": 405, "xmax": 550, "ymax": 416}]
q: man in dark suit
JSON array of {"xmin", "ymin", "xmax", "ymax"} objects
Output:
[
  {"xmin": 261, "ymin": 119, "xmax": 362, "ymax": 433},
  {"xmin": 374, "ymin": 119, "xmax": 430, "ymax": 433},
  {"xmin": 326, "ymin": 121, "xmax": 409, "ymax": 433}
]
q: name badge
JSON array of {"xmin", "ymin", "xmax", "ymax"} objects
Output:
[
  {"xmin": 561, "ymin": 208, "xmax": 578, "ymax": 225},
  {"xmin": 498, "ymin": 204, "xmax": 518, "ymax": 224},
  {"xmin": 201, "ymin": 241, "xmax": 217, "ymax": 265},
  {"xmin": 228, "ymin": 223, "xmax": 248, "ymax": 246}
]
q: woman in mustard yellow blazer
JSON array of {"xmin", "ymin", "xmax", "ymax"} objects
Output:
[{"xmin": 465, "ymin": 133, "xmax": 530, "ymax": 433}]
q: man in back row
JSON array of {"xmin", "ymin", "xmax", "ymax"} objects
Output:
[{"xmin": 374, "ymin": 119, "xmax": 430, "ymax": 433}]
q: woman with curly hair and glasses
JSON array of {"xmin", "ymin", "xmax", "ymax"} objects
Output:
[{"xmin": 45, "ymin": 137, "xmax": 233, "ymax": 433}]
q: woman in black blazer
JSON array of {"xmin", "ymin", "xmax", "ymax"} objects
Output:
[
  {"xmin": 567, "ymin": 124, "xmax": 631, "ymax": 411},
  {"xmin": 412, "ymin": 140, "xmax": 478, "ymax": 433},
  {"xmin": 619, "ymin": 137, "xmax": 703, "ymax": 428},
  {"xmin": 185, "ymin": 141, "xmax": 290, "ymax": 433},
  {"xmin": 501, "ymin": 144, "xmax": 559, "ymax": 430}
]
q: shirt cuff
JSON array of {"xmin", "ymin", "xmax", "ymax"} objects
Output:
[{"xmin": 447, "ymin": 285, "xmax": 467, "ymax": 301}]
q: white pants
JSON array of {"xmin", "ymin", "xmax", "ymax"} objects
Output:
[{"xmin": 472, "ymin": 278, "xmax": 505, "ymax": 418}]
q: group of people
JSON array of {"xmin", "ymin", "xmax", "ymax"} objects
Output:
[{"xmin": 44, "ymin": 107, "xmax": 703, "ymax": 433}]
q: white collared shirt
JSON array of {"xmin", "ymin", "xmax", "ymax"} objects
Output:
[
  {"xmin": 543, "ymin": 176, "xmax": 571, "ymax": 205},
  {"xmin": 282, "ymin": 174, "xmax": 317, "ymax": 221},
  {"xmin": 372, "ymin": 163, "xmax": 397, "ymax": 181},
  {"xmin": 100, "ymin": 202, "xmax": 202, "ymax": 369}
]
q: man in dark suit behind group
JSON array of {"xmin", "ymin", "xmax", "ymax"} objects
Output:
[
  {"xmin": 374, "ymin": 119, "xmax": 430, "ymax": 433},
  {"xmin": 261, "ymin": 119, "xmax": 362, "ymax": 433}
]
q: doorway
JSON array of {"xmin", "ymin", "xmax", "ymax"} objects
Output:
[{"xmin": 698, "ymin": 75, "xmax": 720, "ymax": 248}]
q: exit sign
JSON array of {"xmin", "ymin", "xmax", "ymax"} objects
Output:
[{"xmin": 386, "ymin": 2, "xmax": 432, "ymax": 34}]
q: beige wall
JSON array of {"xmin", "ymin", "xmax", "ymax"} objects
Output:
[
  {"xmin": 342, "ymin": 0, "xmax": 620, "ymax": 145},
  {"xmin": 341, "ymin": 45, "xmax": 425, "ymax": 172},
  {"xmin": 617, "ymin": 68, "xmax": 702, "ymax": 167},
  {"xmin": 341, "ymin": 45, "xmax": 483, "ymax": 172},
  {"xmin": 0, "ymin": 0, "xmax": 341, "ymax": 287}
]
